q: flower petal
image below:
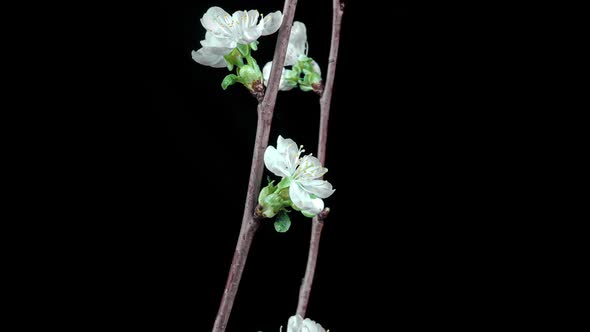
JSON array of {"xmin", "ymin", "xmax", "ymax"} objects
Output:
[
  {"xmin": 290, "ymin": 183, "xmax": 324, "ymax": 216},
  {"xmin": 300, "ymin": 154, "xmax": 321, "ymax": 168},
  {"xmin": 285, "ymin": 49, "xmax": 298, "ymax": 67},
  {"xmin": 311, "ymin": 59, "xmax": 322, "ymax": 77},
  {"xmin": 302, "ymin": 317, "xmax": 326, "ymax": 332},
  {"xmin": 277, "ymin": 135, "xmax": 300, "ymax": 173},
  {"xmin": 285, "ymin": 21, "xmax": 307, "ymax": 66},
  {"xmin": 246, "ymin": 10, "xmax": 260, "ymax": 27},
  {"xmin": 262, "ymin": 62, "xmax": 295, "ymax": 91},
  {"xmin": 277, "ymin": 135, "xmax": 298, "ymax": 155},
  {"xmin": 241, "ymin": 23, "xmax": 263, "ymax": 44},
  {"xmin": 191, "ymin": 48, "xmax": 227, "ymax": 68},
  {"xmin": 200, "ymin": 31, "xmax": 234, "ymax": 55},
  {"xmin": 264, "ymin": 146, "xmax": 291, "ymax": 178},
  {"xmin": 232, "ymin": 10, "xmax": 262, "ymax": 44},
  {"xmin": 230, "ymin": 10, "xmax": 245, "ymax": 36},
  {"xmin": 288, "ymin": 315, "xmax": 303, "ymax": 332},
  {"xmin": 298, "ymin": 179, "xmax": 334, "ymax": 199},
  {"xmin": 295, "ymin": 155, "xmax": 328, "ymax": 180},
  {"xmin": 262, "ymin": 61, "xmax": 272, "ymax": 85},
  {"xmin": 262, "ymin": 11, "xmax": 283, "ymax": 36},
  {"xmin": 201, "ymin": 7, "xmax": 231, "ymax": 32}
]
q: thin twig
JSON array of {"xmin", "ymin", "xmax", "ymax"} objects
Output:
[
  {"xmin": 296, "ymin": 208, "xmax": 330, "ymax": 317},
  {"xmin": 296, "ymin": 0, "xmax": 344, "ymax": 318},
  {"xmin": 212, "ymin": 1, "xmax": 300, "ymax": 331},
  {"xmin": 317, "ymin": 0, "xmax": 344, "ymax": 165}
]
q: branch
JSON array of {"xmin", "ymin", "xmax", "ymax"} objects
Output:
[
  {"xmin": 296, "ymin": 208, "xmax": 330, "ymax": 317},
  {"xmin": 317, "ymin": 0, "xmax": 344, "ymax": 165},
  {"xmin": 261, "ymin": 0, "xmax": 299, "ymax": 117},
  {"xmin": 211, "ymin": 1, "xmax": 300, "ymax": 331},
  {"xmin": 296, "ymin": 0, "xmax": 344, "ymax": 318}
]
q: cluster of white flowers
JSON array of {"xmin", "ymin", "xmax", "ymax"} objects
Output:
[
  {"xmin": 259, "ymin": 314, "xmax": 328, "ymax": 332},
  {"xmin": 191, "ymin": 8, "xmax": 321, "ymax": 95},
  {"xmin": 192, "ymin": 6, "xmax": 283, "ymax": 68},
  {"xmin": 264, "ymin": 136, "xmax": 334, "ymax": 216}
]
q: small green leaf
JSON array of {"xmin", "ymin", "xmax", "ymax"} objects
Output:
[
  {"xmin": 249, "ymin": 41, "xmax": 258, "ymax": 51},
  {"xmin": 274, "ymin": 212, "xmax": 291, "ymax": 233},
  {"xmin": 226, "ymin": 62, "xmax": 234, "ymax": 71},
  {"xmin": 237, "ymin": 44, "xmax": 250, "ymax": 57},
  {"xmin": 221, "ymin": 74, "xmax": 239, "ymax": 90}
]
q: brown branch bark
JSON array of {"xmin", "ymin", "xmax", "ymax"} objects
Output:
[
  {"xmin": 296, "ymin": 0, "xmax": 344, "ymax": 318},
  {"xmin": 211, "ymin": 1, "xmax": 299, "ymax": 331},
  {"xmin": 296, "ymin": 208, "xmax": 330, "ymax": 317}
]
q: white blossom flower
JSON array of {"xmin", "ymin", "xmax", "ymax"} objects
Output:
[
  {"xmin": 204, "ymin": 6, "xmax": 282, "ymax": 47},
  {"xmin": 262, "ymin": 21, "xmax": 321, "ymax": 89},
  {"xmin": 192, "ymin": 7, "xmax": 283, "ymax": 68},
  {"xmin": 264, "ymin": 136, "xmax": 334, "ymax": 216},
  {"xmin": 287, "ymin": 315, "xmax": 327, "ymax": 332}
]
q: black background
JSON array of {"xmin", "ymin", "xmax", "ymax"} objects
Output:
[{"xmin": 47, "ymin": 1, "xmax": 503, "ymax": 331}]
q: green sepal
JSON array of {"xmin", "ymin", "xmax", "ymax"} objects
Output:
[
  {"xmin": 276, "ymin": 177, "xmax": 292, "ymax": 191},
  {"xmin": 306, "ymin": 72, "xmax": 322, "ymax": 84},
  {"xmin": 298, "ymin": 55, "xmax": 311, "ymax": 62},
  {"xmin": 301, "ymin": 210, "xmax": 316, "ymax": 218},
  {"xmin": 237, "ymin": 43, "xmax": 250, "ymax": 57},
  {"xmin": 221, "ymin": 74, "xmax": 239, "ymax": 90},
  {"xmin": 258, "ymin": 179, "xmax": 277, "ymax": 205},
  {"xmin": 299, "ymin": 84, "xmax": 313, "ymax": 92},
  {"xmin": 290, "ymin": 202, "xmax": 301, "ymax": 211},
  {"xmin": 299, "ymin": 71, "xmax": 321, "ymax": 92},
  {"xmin": 249, "ymin": 41, "xmax": 258, "ymax": 51},
  {"xmin": 282, "ymin": 69, "xmax": 300, "ymax": 89},
  {"xmin": 245, "ymin": 54, "xmax": 258, "ymax": 67},
  {"xmin": 284, "ymin": 68, "xmax": 300, "ymax": 81},
  {"xmin": 224, "ymin": 49, "xmax": 244, "ymax": 68}
]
